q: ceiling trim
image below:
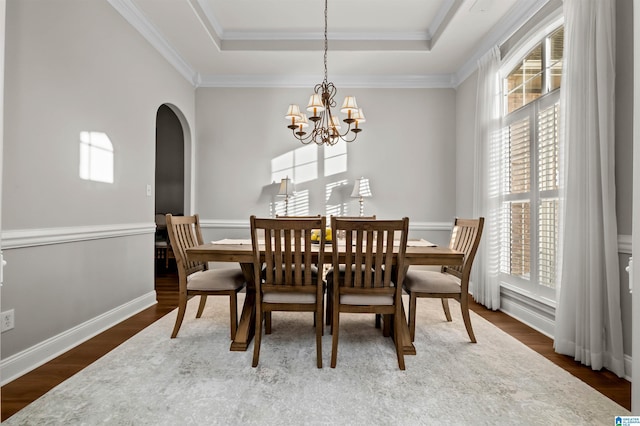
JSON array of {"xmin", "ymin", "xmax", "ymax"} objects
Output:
[
  {"xmin": 197, "ymin": 74, "xmax": 456, "ymax": 89},
  {"xmin": 107, "ymin": 0, "xmax": 198, "ymax": 85},
  {"xmin": 109, "ymin": 0, "xmax": 553, "ymax": 89},
  {"xmin": 453, "ymin": 0, "xmax": 552, "ymax": 86},
  {"xmin": 222, "ymin": 31, "xmax": 430, "ymax": 42},
  {"xmin": 190, "ymin": 0, "xmax": 461, "ymax": 53}
]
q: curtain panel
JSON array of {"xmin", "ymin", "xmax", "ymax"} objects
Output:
[
  {"xmin": 472, "ymin": 46, "xmax": 502, "ymax": 310},
  {"xmin": 553, "ymin": 0, "xmax": 625, "ymax": 377}
]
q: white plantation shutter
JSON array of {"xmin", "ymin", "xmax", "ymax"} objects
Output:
[
  {"xmin": 537, "ymin": 104, "xmax": 559, "ymax": 288},
  {"xmin": 500, "ymin": 95, "xmax": 559, "ymax": 298},
  {"xmin": 508, "ymin": 119, "xmax": 530, "ymax": 194},
  {"xmin": 498, "ymin": 25, "xmax": 562, "ymax": 302},
  {"xmin": 502, "ymin": 117, "xmax": 532, "ymax": 279},
  {"xmin": 538, "ymin": 104, "xmax": 559, "ymax": 192},
  {"xmin": 538, "ymin": 199, "xmax": 558, "ymax": 287}
]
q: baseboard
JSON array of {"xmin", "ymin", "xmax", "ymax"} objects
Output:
[
  {"xmin": 0, "ymin": 291, "xmax": 157, "ymax": 386},
  {"xmin": 499, "ymin": 287, "xmax": 556, "ymax": 338},
  {"xmin": 500, "ymin": 289, "xmax": 633, "ymax": 381},
  {"xmin": 624, "ymin": 354, "xmax": 632, "ymax": 381}
]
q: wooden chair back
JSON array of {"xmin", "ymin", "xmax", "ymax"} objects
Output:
[
  {"xmin": 165, "ymin": 214, "xmax": 206, "ymax": 278},
  {"xmin": 250, "ymin": 216, "xmax": 326, "ymax": 290},
  {"xmin": 442, "ymin": 217, "xmax": 485, "ymax": 288},
  {"xmin": 330, "ymin": 217, "xmax": 409, "ymax": 293}
]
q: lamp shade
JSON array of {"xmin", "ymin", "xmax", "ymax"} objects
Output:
[
  {"xmin": 340, "ymin": 96, "xmax": 358, "ymax": 114},
  {"xmin": 353, "ymin": 108, "xmax": 366, "ymax": 124},
  {"xmin": 278, "ymin": 177, "xmax": 295, "ymax": 196},
  {"xmin": 351, "ymin": 177, "xmax": 372, "ymax": 198},
  {"xmin": 285, "ymin": 104, "xmax": 301, "ymax": 120},
  {"xmin": 295, "ymin": 113, "xmax": 309, "ymax": 128},
  {"xmin": 306, "ymin": 94, "xmax": 325, "ymax": 114}
]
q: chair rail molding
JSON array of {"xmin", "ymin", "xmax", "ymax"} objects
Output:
[
  {"xmin": 1, "ymin": 223, "xmax": 155, "ymax": 249},
  {"xmin": 619, "ymin": 234, "xmax": 632, "ymax": 254}
]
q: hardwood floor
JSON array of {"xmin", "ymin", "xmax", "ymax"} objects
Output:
[{"xmin": 1, "ymin": 264, "xmax": 631, "ymax": 420}]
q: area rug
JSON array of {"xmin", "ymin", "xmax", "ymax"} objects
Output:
[{"xmin": 4, "ymin": 295, "xmax": 629, "ymax": 425}]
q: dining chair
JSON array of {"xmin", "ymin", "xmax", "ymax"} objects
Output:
[
  {"xmin": 269, "ymin": 214, "xmax": 322, "ymax": 334},
  {"xmin": 166, "ymin": 214, "xmax": 246, "ymax": 339},
  {"xmin": 328, "ymin": 217, "xmax": 409, "ymax": 370},
  {"xmin": 325, "ymin": 215, "xmax": 376, "ymax": 329},
  {"xmin": 155, "ymin": 213, "xmax": 175, "ymax": 270},
  {"xmin": 250, "ymin": 215, "xmax": 326, "ymax": 368},
  {"xmin": 403, "ymin": 217, "xmax": 484, "ymax": 343}
]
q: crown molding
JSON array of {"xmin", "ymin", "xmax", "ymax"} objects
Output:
[
  {"xmin": 109, "ymin": 0, "xmax": 553, "ymax": 89},
  {"xmin": 223, "ymin": 30, "xmax": 429, "ymax": 43},
  {"xmin": 453, "ymin": 0, "xmax": 551, "ymax": 87},
  {"xmin": 197, "ymin": 74, "xmax": 456, "ymax": 89},
  {"xmin": 107, "ymin": 0, "xmax": 198, "ymax": 85}
]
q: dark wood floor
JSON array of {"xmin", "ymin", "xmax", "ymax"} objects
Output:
[{"xmin": 1, "ymin": 263, "xmax": 631, "ymax": 420}]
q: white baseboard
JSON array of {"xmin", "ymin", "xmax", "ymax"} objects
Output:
[
  {"xmin": 500, "ymin": 289, "xmax": 633, "ymax": 381},
  {"xmin": 625, "ymin": 354, "xmax": 633, "ymax": 382},
  {"xmin": 0, "ymin": 291, "xmax": 157, "ymax": 386},
  {"xmin": 499, "ymin": 287, "xmax": 556, "ymax": 338}
]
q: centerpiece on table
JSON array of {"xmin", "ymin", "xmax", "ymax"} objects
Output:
[{"xmin": 311, "ymin": 228, "xmax": 332, "ymax": 244}]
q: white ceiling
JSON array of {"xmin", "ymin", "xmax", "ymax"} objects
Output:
[{"xmin": 108, "ymin": 0, "xmax": 549, "ymax": 88}]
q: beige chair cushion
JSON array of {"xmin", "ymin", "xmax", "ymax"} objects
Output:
[
  {"xmin": 403, "ymin": 270, "xmax": 461, "ymax": 294},
  {"xmin": 340, "ymin": 294, "xmax": 393, "ymax": 306},
  {"xmin": 263, "ymin": 292, "xmax": 316, "ymax": 304},
  {"xmin": 187, "ymin": 268, "xmax": 245, "ymax": 291}
]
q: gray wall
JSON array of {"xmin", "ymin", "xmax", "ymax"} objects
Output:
[
  {"xmin": 195, "ymin": 87, "xmax": 458, "ymax": 246},
  {"xmin": 1, "ymin": 0, "xmax": 195, "ymax": 361},
  {"xmin": 454, "ymin": 0, "xmax": 634, "ymax": 360}
]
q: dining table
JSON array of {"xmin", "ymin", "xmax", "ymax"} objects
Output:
[{"xmin": 186, "ymin": 238, "xmax": 464, "ymax": 355}]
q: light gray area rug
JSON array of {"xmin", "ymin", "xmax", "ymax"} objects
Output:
[{"xmin": 5, "ymin": 295, "xmax": 629, "ymax": 425}]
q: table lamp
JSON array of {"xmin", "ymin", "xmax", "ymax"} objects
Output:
[
  {"xmin": 277, "ymin": 176, "xmax": 295, "ymax": 216},
  {"xmin": 351, "ymin": 177, "xmax": 372, "ymax": 216}
]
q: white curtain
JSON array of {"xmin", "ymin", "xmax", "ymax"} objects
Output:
[
  {"xmin": 554, "ymin": 0, "xmax": 625, "ymax": 377},
  {"xmin": 472, "ymin": 46, "xmax": 502, "ymax": 310}
]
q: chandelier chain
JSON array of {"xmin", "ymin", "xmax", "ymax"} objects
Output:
[
  {"xmin": 323, "ymin": 0, "xmax": 328, "ymax": 84},
  {"xmin": 284, "ymin": 0, "xmax": 364, "ymax": 146}
]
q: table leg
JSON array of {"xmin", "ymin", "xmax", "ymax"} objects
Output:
[
  {"xmin": 398, "ymin": 299, "xmax": 416, "ymax": 355},
  {"xmin": 382, "ymin": 303, "xmax": 416, "ymax": 355},
  {"xmin": 230, "ymin": 262, "xmax": 256, "ymax": 352},
  {"xmin": 387, "ymin": 265, "xmax": 417, "ymax": 356}
]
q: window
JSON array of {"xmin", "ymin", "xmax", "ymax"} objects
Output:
[
  {"xmin": 79, "ymin": 131, "xmax": 114, "ymax": 184},
  {"xmin": 499, "ymin": 26, "xmax": 563, "ymax": 303}
]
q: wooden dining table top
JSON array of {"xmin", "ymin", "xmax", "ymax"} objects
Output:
[{"xmin": 186, "ymin": 239, "xmax": 464, "ymax": 266}]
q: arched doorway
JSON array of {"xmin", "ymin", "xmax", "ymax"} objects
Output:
[
  {"xmin": 154, "ymin": 104, "xmax": 187, "ymax": 273},
  {"xmin": 155, "ymin": 104, "xmax": 184, "ymax": 216}
]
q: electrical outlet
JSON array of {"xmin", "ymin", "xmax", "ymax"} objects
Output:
[{"xmin": 1, "ymin": 309, "xmax": 14, "ymax": 332}]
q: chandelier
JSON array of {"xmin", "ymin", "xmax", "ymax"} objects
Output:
[{"xmin": 285, "ymin": 0, "xmax": 365, "ymax": 146}]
